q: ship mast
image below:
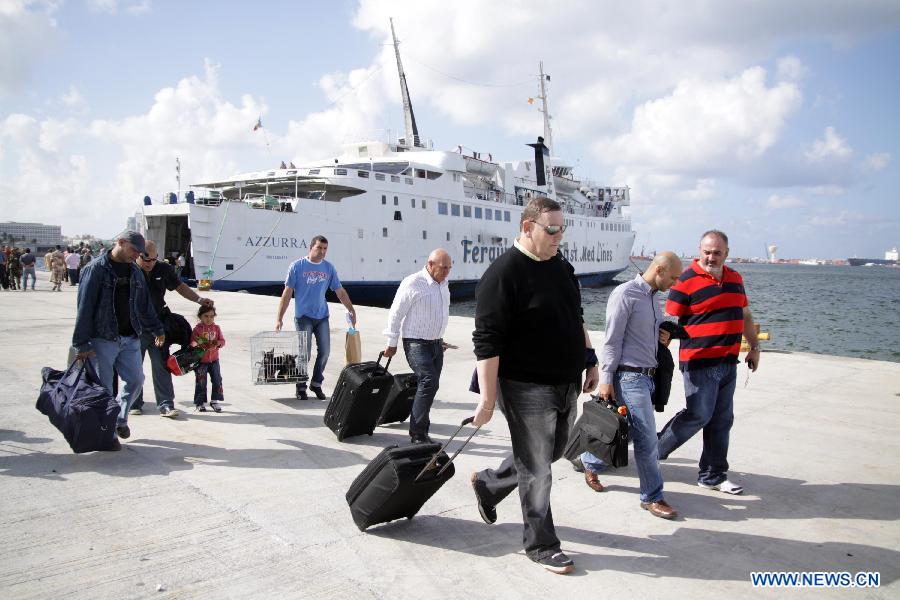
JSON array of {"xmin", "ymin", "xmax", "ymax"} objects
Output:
[
  {"xmin": 390, "ymin": 19, "xmax": 421, "ymax": 148},
  {"xmin": 538, "ymin": 62, "xmax": 553, "ymax": 153}
]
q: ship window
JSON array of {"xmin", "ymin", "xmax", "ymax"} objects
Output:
[
  {"xmin": 438, "ymin": 202, "xmax": 448, "ymax": 215},
  {"xmin": 446, "ymin": 232, "xmax": 451, "ymax": 241},
  {"xmin": 485, "ymin": 210, "xmax": 493, "ymax": 220},
  {"xmin": 383, "ymin": 227, "xmax": 388, "ymax": 237},
  {"xmin": 373, "ymin": 161, "xmax": 410, "ymax": 174},
  {"xmin": 391, "ymin": 175, "xmax": 400, "ymax": 183},
  {"xmin": 421, "ymin": 199, "xmax": 426, "ymax": 209},
  {"xmin": 411, "ymin": 198, "xmax": 416, "ymax": 208},
  {"xmin": 422, "ymin": 230, "xmax": 427, "ymax": 240},
  {"xmin": 226, "ymin": 264, "xmax": 234, "ymax": 270},
  {"xmin": 286, "ymin": 170, "xmax": 297, "ymax": 175},
  {"xmin": 405, "ymin": 177, "xmax": 414, "ymax": 185},
  {"xmin": 504, "ymin": 211, "xmax": 510, "ymax": 222},
  {"xmin": 358, "ymin": 145, "xmax": 368, "ymax": 156},
  {"xmin": 335, "ymin": 169, "xmax": 347, "ymax": 175},
  {"xmin": 463, "ymin": 206, "xmax": 471, "ymax": 218},
  {"xmin": 358, "ymin": 229, "xmax": 364, "ymax": 239},
  {"xmin": 427, "ymin": 171, "xmax": 442, "ymax": 180},
  {"xmin": 308, "ymin": 169, "xmax": 320, "ymax": 175},
  {"xmin": 453, "ymin": 173, "xmax": 461, "ymax": 182},
  {"xmin": 475, "ymin": 207, "xmax": 482, "ymax": 219},
  {"xmin": 451, "ymin": 204, "xmax": 460, "ymax": 217},
  {"xmin": 394, "ymin": 211, "xmax": 402, "ymax": 221},
  {"xmin": 267, "ymin": 171, "xmax": 275, "ymax": 176},
  {"xmin": 477, "ymin": 234, "xmax": 482, "ymax": 242},
  {"xmin": 525, "ymin": 162, "xmax": 531, "ymax": 171},
  {"xmin": 358, "ymin": 171, "xmax": 369, "ymax": 178},
  {"xmin": 415, "ymin": 169, "xmax": 427, "ymax": 178},
  {"xmin": 375, "ymin": 173, "xmax": 385, "ymax": 181},
  {"xmin": 394, "ymin": 196, "xmax": 398, "ymax": 206},
  {"xmin": 495, "ymin": 209, "xmax": 502, "ymax": 220},
  {"xmin": 337, "ymin": 163, "xmax": 370, "ymax": 170},
  {"xmin": 382, "ymin": 195, "xmax": 386, "ymax": 205}
]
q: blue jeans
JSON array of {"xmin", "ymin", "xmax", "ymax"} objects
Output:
[
  {"xmin": 22, "ymin": 267, "xmax": 36, "ymax": 289},
  {"xmin": 294, "ymin": 316, "xmax": 330, "ymax": 391},
  {"xmin": 88, "ymin": 336, "xmax": 144, "ymax": 426},
  {"xmin": 402, "ymin": 338, "xmax": 444, "ymax": 438},
  {"xmin": 658, "ymin": 362, "xmax": 737, "ymax": 486},
  {"xmin": 581, "ymin": 372, "xmax": 664, "ymax": 503},
  {"xmin": 194, "ymin": 360, "xmax": 224, "ymax": 405},
  {"xmin": 132, "ymin": 331, "xmax": 175, "ymax": 411},
  {"xmin": 475, "ymin": 378, "xmax": 578, "ymax": 560}
]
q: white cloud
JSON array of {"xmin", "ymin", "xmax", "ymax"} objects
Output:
[
  {"xmin": 805, "ymin": 126, "xmax": 852, "ymax": 161},
  {"xmin": 0, "ymin": 0, "xmax": 58, "ymax": 96},
  {"xmin": 87, "ymin": 0, "xmax": 117, "ymax": 13},
  {"xmin": 863, "ymin": 152, "xmax": 890, "ymax": 171},
  {"xmin": 810, "ymin": 210, "xmax": 867, "ymax": 226},
  {"xmin": 776, "ymin": 55, "xmax": 808, "ymax": 81},
  {"xmin": 766, "ymin": 194, "xmax": 807, "ymax": 209},
  {"xmin": 596, "ymin": 67, "xmax": 802, "ymax": 172}
]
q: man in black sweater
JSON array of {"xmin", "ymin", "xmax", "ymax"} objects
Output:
[{"xmin": 470, "ymin": 197, "xmax": 599, "ymax": 575}]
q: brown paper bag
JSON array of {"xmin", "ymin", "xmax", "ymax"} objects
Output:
[{"xmin": 345, "ymin": 329, "xmax": 362, "ymax": 364}]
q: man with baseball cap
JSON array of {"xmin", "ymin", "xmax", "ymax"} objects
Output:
[{"xmin": 73, "ymin": 230, "xmax": 165, "ymax": 446}]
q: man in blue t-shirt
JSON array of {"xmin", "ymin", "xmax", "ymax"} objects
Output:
[{"xmin": 275, "ymin": 235, "xmax": 357, "ymax": 400}]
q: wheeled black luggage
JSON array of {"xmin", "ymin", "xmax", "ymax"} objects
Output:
[
  {"xmin": 347, "ymin": 417, "xmax": 479, "ymax": 531},
  {"xmin": 324, "ymin": 352, "xmax": 393, "ymax": 441},
  {"xmin": 377, "ymin": 372, "xmax": 418, "ymax": 425},
  {"xmin": 36, "ymin": 359, "xmax": 120, "ymax": 453},
  {"xmin": 565, "ymin": 395, "xmax": 630, "ymax": 469}
]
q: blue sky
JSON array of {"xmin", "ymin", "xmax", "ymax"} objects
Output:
[{"xmin": 1, "ymin": 0, "xmax": 899, "ymax": 260}]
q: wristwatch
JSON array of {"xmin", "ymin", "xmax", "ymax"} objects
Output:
[{"xmin": 750, "ymin": 344, "xmax": 761, "ymax": 351}]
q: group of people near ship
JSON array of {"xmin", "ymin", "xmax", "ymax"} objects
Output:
[{"xmin": 66, "ymin": 196, "xmax": 761, "ymax": 575}]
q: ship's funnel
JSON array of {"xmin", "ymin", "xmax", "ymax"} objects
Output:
[{"xmin": 528, "ymin": 136, "xmax": 549, "ymax": 187}]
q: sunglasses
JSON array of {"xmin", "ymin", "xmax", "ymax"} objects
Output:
[
  {"xmin": 140, "ymin": 254, "xmax": 158, "ymax": 262},
  {"xmin": 530, "ymin": 220, "xmax": 566, "ymax": 235}
]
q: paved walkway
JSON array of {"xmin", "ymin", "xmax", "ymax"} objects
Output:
[{"xmin": 1, "ymin": 283, "xmax": 898, "ymax": 598}]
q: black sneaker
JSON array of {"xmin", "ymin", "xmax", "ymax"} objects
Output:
[
  {"xmin": 159, "ymin": 406, "xmax": 180, "ymax": 419},
  {"xmin": 210, "ymin": 401, "xmax": 222, "ymax": 413},
  {"xmin": 116, "ymin": 424, "xmax": 131, "ymax": 439},
  {"xmin": 195, "ymin": 404, "xmax": 208, "ymax": 412},
  {"xmin": 309, "ymin": 386, "xmax": 327, "ymax": 400},
  {"xmin": 470, "ymin": 473, "xmax": 496, "ymax": 524},
  {"xmin": 532, "ymin": 551, "xmax": 575, "ymax": 574},
  {"xmin": 296, "ymin": 389, "xmax": 308, "ymax": 400},
  {"xmin": 410, "ymin": 434, "xmax": 434, "ymax": 444}
]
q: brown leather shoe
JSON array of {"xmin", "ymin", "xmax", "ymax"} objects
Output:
[
  {"xmin": 641, "ymin": 500, "xmax": 678, "ymax": 520},
  {"xmin": 584, "ymin": 470, "xmax": 604, "ymax": 492}
]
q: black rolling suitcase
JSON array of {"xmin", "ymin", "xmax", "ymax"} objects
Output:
[
  {"xmin": 564, "ymin": 395, "xmax": 630, "ymax": 469},
  {"xmin": 347, "ymin": 418, "xmax": 479, "ymax": 531},
  {"xmin": 377, "ymin": 372, "xmax": 418, "ymax": 425},
  {"xmin": 324, "ymin": 352, "xmax": 393, "ymax": 441}
]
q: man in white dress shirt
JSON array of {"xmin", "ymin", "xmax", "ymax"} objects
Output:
[{"xmin": 383, "ymin": 249, "xmax": 453, "ymax": 443}]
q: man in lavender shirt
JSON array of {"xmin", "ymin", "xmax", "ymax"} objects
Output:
[{"xmin": 581, "ymin": 252, "xmax": 682, "ymax": 520}]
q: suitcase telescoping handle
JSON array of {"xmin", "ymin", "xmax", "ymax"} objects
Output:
[
  {"xmin": 376, "ymin": 351, "xmax": 393, "ymax": 375},
  {"xmin": 414, "ymin": 417, "xmax": 480, "ymax": 482}
]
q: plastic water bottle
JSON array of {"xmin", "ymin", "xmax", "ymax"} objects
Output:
[{"xmin": 346, "ymin": 311, "xmax": 356, "ymax": 334}]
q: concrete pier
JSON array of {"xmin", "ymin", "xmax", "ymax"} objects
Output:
[{"xmin": 1, "ymin": 283, "xmax": 898, "ymax": 598}]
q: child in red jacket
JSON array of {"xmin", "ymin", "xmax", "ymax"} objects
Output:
[{"xmin": 192, "ymin": 305, "xmax": 225, "ymax": 412}]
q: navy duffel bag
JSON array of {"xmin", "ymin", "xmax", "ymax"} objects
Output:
[{"xmin": 36, "ymin": 360, "xmax": 120, "ymax": 453}]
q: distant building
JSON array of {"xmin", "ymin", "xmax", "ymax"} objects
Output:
[
  {"xmin": 886, "ymin": 247, "xmax": 899, "ymax": 262},
  {"xmin": 126, "ymin": 212, "xmax": 144, "ymax": 234},
  {"xmin": 0, "ymin": 221, "xmax": 63, "ymax": 250}
]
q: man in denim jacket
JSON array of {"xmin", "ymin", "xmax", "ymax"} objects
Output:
[{"xmin": 73, "ymin": 231, "xmax": 165, "ymax": 441}]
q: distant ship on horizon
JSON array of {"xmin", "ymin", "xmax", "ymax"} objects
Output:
[{"xmin": 847, "ymin": 246, "xmax": 899, "ymax": 267}]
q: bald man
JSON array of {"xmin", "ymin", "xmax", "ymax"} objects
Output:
[
  {"xmin": 581, "ymin": 252, "xmax": 683, "ymax": 520},
  {"xmin": 383, "ymin": 249, "xmax": 453, "ymax": 443}
]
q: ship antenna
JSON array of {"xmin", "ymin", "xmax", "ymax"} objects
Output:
[
  {"xmin": 390, "ymin": 18, "xmax": 421, "ymax": 148},
  {"xmin": 538, "ymin": 62, "xmax": 553, "ymax": 153}
]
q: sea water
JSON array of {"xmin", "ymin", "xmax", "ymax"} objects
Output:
[{"xmin": 450, "ymin": 262, "xmax": 900, "ymax": 363}]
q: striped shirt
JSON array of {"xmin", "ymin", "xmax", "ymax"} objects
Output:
[
  {"xmin": 383, "ymin": 267, "xmax": 450, "ymax": 347},
  {"xmin": 665, "ymin": 259, "xmax": 748, "ymax": 371}
]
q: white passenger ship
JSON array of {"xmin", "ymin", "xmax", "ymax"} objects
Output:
[{"xmin": 141, "ymin": 23, "xmax": 635, "ymax": 303}]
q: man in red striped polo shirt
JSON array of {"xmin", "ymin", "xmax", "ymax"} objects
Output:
[{"xmin": 657, "ymin": 230, "xmax": 760, "ymax": 495}]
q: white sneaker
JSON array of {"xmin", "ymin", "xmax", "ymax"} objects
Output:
[
  {"xmin": 159, "ymin": 407, "xmax": 180, "ymax": 419},
  {"xmin": 698, "ymin": 480, "xmax": 743, "ymax": 495}
]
